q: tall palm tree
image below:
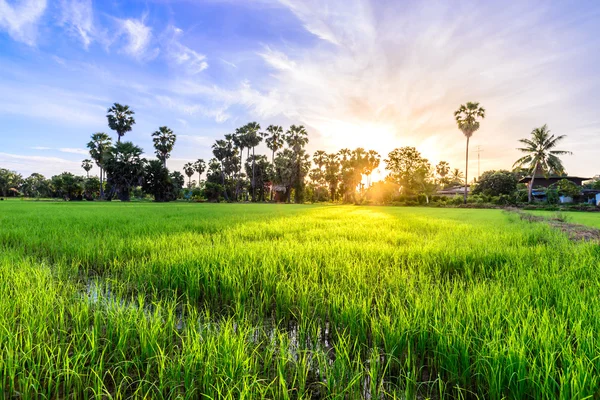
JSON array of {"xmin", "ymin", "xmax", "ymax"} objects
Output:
[
  {"xmin": 194, "ymin": 159, "xmax": 206, "ymax": 186},
  {"xmin": 152, "ymin": 126, "xmax": 176, "ymax": 168},
  {"xmin": 513, "ymin": 124, "xmax": 571, "ymax": 203},
  {"xmin": 265, "ymin": 125, "xmax": 284, "ymax": 200},
  {"xmin": 212, "ymin": 140, "xmax": 230, "ymax": 201},
  {"xmin": 285, "ymin": 125, "xmax": 309, "ymax": 203},
  {"xmin": 455, "ymin": 102, "xmax": 485, "ymax": 203},
  {"xmin": 87, "ymin": 132, "xmax": 112, "ymax": 199},
  {"xmin": 81, "ymin": 159, "xmax": 93, "ymax": 178},
  {"xmin": 243, "ymin": 122, "xmax": 262, "ymax": 202},
  {"xmin": 436, "ymin": 161, "xmax": 450, "ymax": 188},
  {"xmin": 107, "ymin": 103, "xmax": 136, "ymax": 143},
  {"xmin": 364, "ymin": 150, "xmax": 380, "ymax": 188},
  {"xmin": 265, "ymin": 125, "xmax": 284, "ymax": 164},
  {"xmin": 183, "ymin": 162, "xmax": 195, "ymax": 187}
]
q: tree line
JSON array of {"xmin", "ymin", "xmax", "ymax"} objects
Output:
[{"xmin": 1, "ymin": 101, "xmax": 575, "ymax": 204}]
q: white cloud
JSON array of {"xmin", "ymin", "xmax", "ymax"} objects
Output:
[
  {"xmin": 165, "ymin": 26, "xmax": 208, "ymax": 74},
  {"xmin": 0, "ymin": 0, "xmax": 47, "ymax": 45},
  {"xmin": 253, "ymin": 0, "xmax": 600, "ymax": 177},
  {"xmin": 58, "ymin": 147, "xmax": 88, "ymax": 155},
  {"xmin": 59, "ymin": 0, "xmax": 94, "ymax": 48},
  {"xmin": 117, "ymin": 17, "xmax": 159, "ymax": 60},
  {"xmin": 0, "ymin": 152, "xmax": 83, "ymax": 177}
]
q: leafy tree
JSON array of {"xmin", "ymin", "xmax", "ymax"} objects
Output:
[
  {"xmin": 103, "ymin": 141, "xmax": 146, "ymax": 201},
  {"xmin": 285, "ymin": 125, "xmax": 309, "ymax": 203},
  {"xmin": 455, "ymin": 102, "xmax": 485, "ymax": 203},
  {"xmin": 553, "ymin": 179, "xmax": 580, "ymax": 199},
  {"xmin": 152, "ymin": 126, "xmax": 176, "ymax": 168},
  {"xmin": 193, "ymin": 159, "xmax": 206, "ymax": 187},
  {"xmin": 472, "ymin": 170, "xmax": 517, "ymax": 197},
  {"xmin": 413, "ymin": 163, "xmax": 437, "ymax": 204},
  {"xmin": 51, "ymin": 172, "xmax": 84, "ymax": 200},
  {"xmin": 142, "ymin": 160, "xmax": 183, "ymax": 202},
  {"xmin": 513, "ymin": 125, "xmax": 571, "ymax": 203},
  {"xmin": 21, "ymin": 173, "xmax": 51, "ymax": 198},
  {"xmin": 0, "ymin": 169, "xmax": 23, "ymax": 197},
  {"xmin": 384, "ymin": 147, "xmax": 431, "ymax": 195},
  {"xmin": 84, "ymin": 176, "xmax": 101, "ymax": 199},
  {"xmin": 183, "ymin": 162, "xmax": 195, "ymax": 188},
  {"xmin": 107, "ymin": 103, "xmax": 135, "ymax": 143},
  {"xmin": 82, "ymin": 159, "xmax": 93, "ymax": 178},
  {"xmin": 87, "ymin": 132, "xmax": 112, "ymax": 199}
]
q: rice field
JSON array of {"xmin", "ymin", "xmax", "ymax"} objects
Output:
[{"xmin": 1, "ymin": 202, "xmax": 600, "ymax": 399}]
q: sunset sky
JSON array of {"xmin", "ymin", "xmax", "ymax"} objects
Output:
[{"xmin": 1, "ymin": 0, "xmax": 600, "ymax": 179}]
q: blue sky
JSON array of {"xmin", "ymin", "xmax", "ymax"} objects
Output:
[{"xmin": 1, "ymin": 0, "xmax": 600, "ymax": 180}]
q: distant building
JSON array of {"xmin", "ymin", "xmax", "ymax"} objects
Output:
[
  {"xmin": 436, "ymin": 186, "xmax": 470, "ymax": 197},
  {"xmin": 518, "ymin": 175, "xmax": 590, "ymax": 188}
]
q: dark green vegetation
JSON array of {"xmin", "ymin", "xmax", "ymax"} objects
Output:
[{"xmin": 2, "ymin": 202, "xmax": 600, "ymax": 398}]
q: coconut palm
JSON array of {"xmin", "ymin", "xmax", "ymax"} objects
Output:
[
  {"xmin": 193, "ymin": 159, "xmax": 206, "ymax": 186},
  {"xmin": 87, "ymin": 132, "xmax": 112, "ymax": 199},
  {"xmin": 455, "ymin": 102, "xmax": 485, "ymax": 203},
  {"xmin": 449, "ymin": 168, "xmax": 465, "ymax": 186},
  {"xmin": 513, "ymin": 124, "xmax": 571, "ymax": 203},
  {"xmin": 107, "ymin": 103, "xmax": 135, "ymax": 143},
  {"xmin": 183, "ymin": 162, "xmax": 195, "ymax": 187},
  {"xmin": 152, "ymin": 126, "xmax": 176, "ymax": 168},
  {"xmin": 81, "ymin": 159, "xmax": 93, "ymax": 178}
]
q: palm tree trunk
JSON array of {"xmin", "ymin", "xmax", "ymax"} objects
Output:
[
  {"xmin": 220, "ymin": 163, "xmax": 229, "ymax": 201},
  {"xmin": 252, "ymin": 147, "xmax": 256, "ymax": 202},
  {"xmin": 464, "ymin": 136, "xmax": 470, "ymax": 204},
  {"xmin": 198, "ymin": 172, "xmax": 201, "ymax": 188},
  {"xmin": 270, "ymin": 149, "xmax": 275, "ymax": 201},
  {"xmin": 100, "ymin": 167, "xmax": 104, "ymax": 200},
  {"xmin": 528, "ymin": 163, "xmax": 538, "ymax": 203}
]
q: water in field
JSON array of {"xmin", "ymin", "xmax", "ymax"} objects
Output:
[{"xmin": 2, "ymin": 202, "xmax": 600, "ymax": 398}]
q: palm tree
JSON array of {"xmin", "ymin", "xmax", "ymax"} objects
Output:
[
  {"xmin": 450, "ymin": 168, "xmax": 464, "ymax": 186},
  {"xmin": 183, "ymin": 162, "xmax": 195, "ymax": 187},
  {"xmin": 243, "ymin": 122, "xmax": 262, "ymax": 202},
  {"xmin": 436, "ymin": 161, "xmax": 450, "ymax": 188},
  {"xmin": 193, "ymin": 159, "xmax": 206, "ymax": 186},
  {"xmin": 513, "ymin": 124, "xmax": 571, "ymax": 202},
  {"xmin": 87, "ymin": 132, "xmax": 112, "ymax": 199},
  {"xmin": 265, "ymin": 125, "xmax": 284, "ymax": 200},
  {"xmin": 455, "ymin": 102, "xmax": 485, "ymax": 203},
  {"xmin": 212, "ymin": 140, "xmax": 230, "ymax": 201},
  {"xmin": 286, "ymin": 125, "xmax": 309, "ymax": 203},
  {"xmin": 81, "ymin": 159, "xmax": 93, "ymax": 178},
  {"xmin": 107, "ymin": 103, "xmax": 135, "ymax": 143},
  {"xmin": 265, "ymin": 125, "xmax": 284, "ymax": 164},
  {"xmin": 152, "ymin": 126, "xmax": 176, "ymax": 168},
  {"xmin": 364, "ymin": 150, "xmax": 380, "ymax": 188}
]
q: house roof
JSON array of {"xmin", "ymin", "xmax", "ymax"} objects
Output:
[{"xmin": 518, "ymin": 176, "xmax": 591, "ymax": 183}]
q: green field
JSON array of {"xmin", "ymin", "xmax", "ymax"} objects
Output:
[{"xmin": 2, "ymin": 203, "xmax": 600, "ymax": 399}]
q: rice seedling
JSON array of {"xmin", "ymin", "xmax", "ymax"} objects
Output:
[{"xmin": 2, "ymin": 202, "xmax": 600, "ymax": 398}]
